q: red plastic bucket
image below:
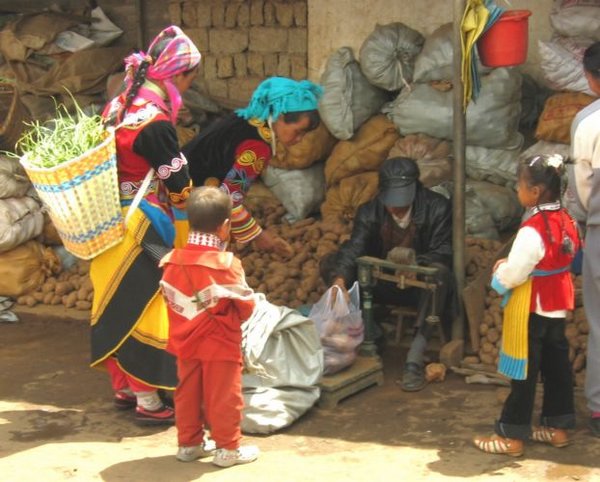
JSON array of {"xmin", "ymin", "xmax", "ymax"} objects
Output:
[{"xmin": 477, "ymin": 10, "xmax": 532, "ymax": 67}]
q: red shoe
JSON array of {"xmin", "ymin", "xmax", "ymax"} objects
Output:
[
  {"xmin": 135, "ymin": 404, "xmax": 175, "ymax": 426},
  {"xmin": 113, "ymin": 391, "xmax": 136, "ymax": 410}
]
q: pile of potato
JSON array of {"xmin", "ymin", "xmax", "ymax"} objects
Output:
[
  {"xmin": 471, "ymin": 274, "xmax": 588, "ymax": 386},
  {"xmin": 465, "ymin": 236, "xmax": 503, "ymax": 283},
  {"xmin": 15, "ymin": 259, "xmax": 92, "ymax": 311},
  {"xmin": 236, "ymin": 199, "xmax": 352, "ymax": 307}
]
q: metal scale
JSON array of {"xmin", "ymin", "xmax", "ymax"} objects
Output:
[{"xmin": 318, "ymin": 254, "xmax": 441, "ymax": 409}]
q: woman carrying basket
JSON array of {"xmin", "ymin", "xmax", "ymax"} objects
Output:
[{"xmin": 89, "ymin": 26, "xmax": 200, "ymax": 425}]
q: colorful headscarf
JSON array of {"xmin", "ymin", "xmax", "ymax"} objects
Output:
[
  {"xmin": 124, "ymin": 25, "xmax": 201, "ymax": 124},
  {"xmin": 236, "ymin": 77, "xmax": 323, "ymax": 122}
]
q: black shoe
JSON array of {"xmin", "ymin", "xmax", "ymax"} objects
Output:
[
  {"xmin": 590, "ymin": 417, "xmax": 600, "ymax": 438},
  {"xmin": 401, "ymin": 362, "xmax": 427, "ymax": 392}
]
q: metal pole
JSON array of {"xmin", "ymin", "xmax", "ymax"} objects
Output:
[
  {"xmin": 135, "ymin": 0, "xmax": 145, "ymax": 50},
  {"xmin": 452, "ymin": 0, "xmax": 466, "ymax": 342}
]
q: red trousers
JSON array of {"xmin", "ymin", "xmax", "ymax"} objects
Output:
[
  {"xmin": 105, "ymin": 357, "xmax": 154, "ymax": 393},
  {"xmin": 175, "ymin": 358, "xmax": 243, "ymax": 450}
]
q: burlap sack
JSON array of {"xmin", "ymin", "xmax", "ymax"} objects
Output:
[
  {"xmin": 324, "ymin": 115, "xmax": 399, "ymax": 187},
  {"xmin": 0, "ymin": 240, "xmax": 57, "ymax": 296},
  {"xmin": 388, "ymin": 134, "xmax": 452, "ymax": 187},
  {"xmin": 321, "ymin": 171, "xmax": 379, "ymax": 223},
  {"xmin": 271, "ymin": 123, "xmax": 337, "ymax": 170},
  {"xmin": 535, "ymin": 92, "xmax": 597, "ymax": 144}
]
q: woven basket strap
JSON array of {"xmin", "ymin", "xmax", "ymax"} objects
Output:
[{"xmin": 124, "ymin": 169, "xmax": 155, "ymax": 226}]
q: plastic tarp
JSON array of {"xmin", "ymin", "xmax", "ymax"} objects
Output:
[
  {"xmin": 241, "ymin": 294, "xmax": 324, "ymax": 434},
  {"xmin": 384, "ymin": 67, "xmax": 523, "ymax": 150},
  {"xmin": 319, "ymin": 47, "xmax": 389, "ymax": 140},
  {"xmin": 359, "ymin": 22, "xmax": 425, "ymax": 91}
]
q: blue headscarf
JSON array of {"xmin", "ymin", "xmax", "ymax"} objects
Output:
[{"xmin": 236, "ymin": 77, "xmax": 323, "ymax": 122}]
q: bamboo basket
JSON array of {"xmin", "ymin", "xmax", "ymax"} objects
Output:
[
  {"xmin": 0, "ymin": 82, "xmax": 28, "ymax": 152},
  {"xmin": 20, "ymin": 130, "xmax": 125, "ymax": 259}
]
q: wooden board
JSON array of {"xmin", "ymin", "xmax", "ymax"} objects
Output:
[{"xmin": 318, "ymin": 356, "xmax": 384, "ymax": 409}]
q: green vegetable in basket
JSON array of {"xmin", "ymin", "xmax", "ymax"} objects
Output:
[{"xmin": 17, "ymin": 97, "xmax": 105, "ymax": 168}]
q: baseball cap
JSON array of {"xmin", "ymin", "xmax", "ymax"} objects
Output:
[{"xmin": 378, "ymin": 157, "xmax": 420, "ymax": 207}]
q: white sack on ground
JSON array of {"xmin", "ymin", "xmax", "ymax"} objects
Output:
[
  {"xmin": 539, "ymin": 37, "xmax": 595, "ymax": 96},
  {"xmin": 319, "ymin": 47, "xmax": 389, "ymax": 140},
  {"xmin": 0, "ymin": 196, "xmax": 44, "ymax": 253},
  {"xmin": 241, "ymin": 294, "xmax": 324, "ymax": 434},
  {"xmin": 465, "ymin": 143, "xmax": 523, "ymax": 188},
  {"xmin": 359, "ymin": 22, "xmax": 425, "ymax": 91},
  {"xmin": 550, "ymin": 0, "xmax": 600, "ymax": 40},
  {"xmin": 384, "ymin": 67, "xmax": 523, "ymax": 150},
  {"xmin": 262, "ymin": 163, "xmax": 326, "ymax": 222}
]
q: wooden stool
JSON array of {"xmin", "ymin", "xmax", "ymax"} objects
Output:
[{"xmin": 389, "ymin": 306, "xmax": 418, "ymax": 345}]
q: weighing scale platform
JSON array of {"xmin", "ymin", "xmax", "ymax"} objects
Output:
[{"xmin": 317, "ymin": 356, "xmax": 384, "ymax": 409}]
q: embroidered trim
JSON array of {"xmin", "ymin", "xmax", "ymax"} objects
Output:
[
  {"xmin": 249, "ymin": 118, "xmax": 273, "ymax": 144},
  {"xmin": 156, "ymin": 154, "xmax": 188, "ymax": 179},
  {"xmin": 530, "ymin": 201, "xmax": 561, "ymax": 215},
  {"xmin": 188, "ymin": 232, "xmax": 226, "ymax": 250},
  {"xmin": 168, "ymin": 184, "xmax": 192, "ymax": 206},
  {"xmin": 120, "ymin": 179, "xmax": 158, "ymax": 197},
  {"xmin": 121, "ymin": 104, "xmax": 164, "ymax": 128}
]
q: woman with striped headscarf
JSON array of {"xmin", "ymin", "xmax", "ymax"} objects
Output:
[{"xmin": 90, "ymin": 26, "xmax": 200, "ymax": 425}]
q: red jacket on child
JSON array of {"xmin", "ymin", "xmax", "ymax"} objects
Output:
[{"xmin": 159, "ymin": 243, "xmax": 255, "ymax": 362}]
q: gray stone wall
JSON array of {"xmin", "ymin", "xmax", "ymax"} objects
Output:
[{"xmin": 169, "ymin": 0, "xmax": 308, "ymax": 106}]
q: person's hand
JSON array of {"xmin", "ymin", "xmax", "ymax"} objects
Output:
[
  {"xmin": 252, "ymin": 230, "xmax": 293, "ymax": 258},
  {"xmin": 331, "ymin": 277, "xmax": 350, "ymax": 305},
  {"xmin": 493, "ymin": 257, "xmax": 507, "ymax": 273}
]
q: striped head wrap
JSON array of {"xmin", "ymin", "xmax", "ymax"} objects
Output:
[
  {"xmin": 124, "ymin": 25, "xmax": 201, "ymax": 124},
  {"xmin": 236, "ymin": 76, "xmax": 323, "ymax": 122}
]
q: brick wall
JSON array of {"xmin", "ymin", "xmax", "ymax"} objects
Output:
[{"xmin": 169, "ymin": 0, "xmax": 308, "ymax": 106}]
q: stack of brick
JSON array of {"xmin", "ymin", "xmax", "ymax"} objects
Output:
[{"xmin": 169, "ymin": 0, "xmax": 308, "ymax": 105}]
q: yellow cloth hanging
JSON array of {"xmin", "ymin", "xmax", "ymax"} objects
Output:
[
  {"xmin": 460, "ymin": 0, "xmax": 490, "ymax": 111},
  {"xmin": 498, "ymin": 278, "xmax": 532, "ymax": 380}
]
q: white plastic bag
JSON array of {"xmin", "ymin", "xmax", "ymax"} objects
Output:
[{"xmin": 309, "ymin": 282, "xmax": 364, "ymax": 375}]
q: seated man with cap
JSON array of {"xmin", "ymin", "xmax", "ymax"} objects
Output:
[{"xmin": 320, "ymin": 157, "xmax": 453, "ymax": 391}]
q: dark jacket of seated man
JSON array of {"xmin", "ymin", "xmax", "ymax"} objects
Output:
[{"xmin": 320, "ymin": 157, "xmax": 453, "ymax": 391}]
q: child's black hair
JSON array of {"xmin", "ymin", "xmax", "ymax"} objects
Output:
[
  {"xmin": 518, "ymin": 154, "xmax": 575, "ymax": 255},
  {"xmin": 583, "ymin": 41, "xmax": 600, "ymax": 81},
  {"xmin": 187, "ymin": 186, "xmax": 232, "ymax": 233}
]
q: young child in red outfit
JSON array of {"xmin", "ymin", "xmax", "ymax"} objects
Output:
[{"xmin": 159, "ymin": 186, "xmax": 259, "ymax": 467}]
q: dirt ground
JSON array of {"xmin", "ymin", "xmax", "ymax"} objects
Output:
[{"xmin": 1, "ymin": 308, "xmax": 599, "ymax": 482}]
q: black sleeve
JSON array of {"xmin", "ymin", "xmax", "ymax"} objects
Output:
[
  {"xmin": 133, "ymin": 120, "xmax": 191, "ymax": 196},
  {"xmin": 416, "ymin": 196, "xmax": 453, "ymax": 267},
  {"xmin": 331, "ymin": 202, "xmax": 379, "ymax": 286}
]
